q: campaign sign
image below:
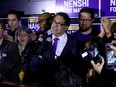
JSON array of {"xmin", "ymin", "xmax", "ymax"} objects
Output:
[
  {"xmin": 101, "ymin": 0, "xmax": 116, "ymax": 16},
  {"xmin": 55, "ymin": 0, "xmax": 99, "ymax": 18}
]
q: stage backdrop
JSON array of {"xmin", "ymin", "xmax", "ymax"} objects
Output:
[{"xmin": 0, "ymin": 0, "xmax": 116, "ymax": 33}]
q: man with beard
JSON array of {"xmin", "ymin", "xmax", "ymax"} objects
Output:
[
  {"xmin": 72, "ymin": 7, "xmax": 101, "ymax": 87},
  {"xmin": 73, "ymin": 7, "xmax": 100, "ymax": 52}
]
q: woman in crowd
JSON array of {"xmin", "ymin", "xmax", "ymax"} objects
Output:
[
  {"xmin": 15, "ymin": 26, "xmax": 32, "ymax": 61},
  {"xmin": 14, "ymin": 26, "xmax": 33, "ymax": 86}
]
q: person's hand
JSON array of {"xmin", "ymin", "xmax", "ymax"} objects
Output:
[
  {"xmin": 86, "ymin": 69, "xmax": 96, "ymax": 78},
  {"xmin": 98, "ymin": 24, "xmax": 105, "ymax": 38},
  {"xmin": 100, "ymin": 17, "xmax": 112, "ymax": 37},
  {"xmin": 31, "ymin": 32, "xmax": 37, "ymax": 41},
  {"xmin": 91, "ymin": 56, "xmax": 105, "ymax": 74},
  {"xmin": 4, "ymin": 35, "xmax": 13, "ymax": 42},
  {"xmin": 110, "ymin": 40, "xmax": 116, "ymax": 51}
]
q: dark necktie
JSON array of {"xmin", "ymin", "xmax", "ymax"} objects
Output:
[{"xmin": 53, "ymin": 37, "xmax": 59, "ymax": 53}]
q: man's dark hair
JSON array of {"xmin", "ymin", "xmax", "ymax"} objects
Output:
[
  {"xmin": 55, "ymin": 12, "xmax": 70, "ymax": 26},
  {"xmin": 6, "ymin": 10, "xmax": 22, "ymax": 21},
  {"xmin": 0, "ymin": 20, "xmax": 6, "ymax": 30},
  {"xmin": 79, "ymin": 7, "xmax": 94, "ymax": 19},
  {"xmin": 53, "ymin": 64, "xmax": 82, "ymax": 87}
]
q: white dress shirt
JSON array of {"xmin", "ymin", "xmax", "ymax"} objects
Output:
[{"xmin": 52, "ymin": 33, "xmax": 67, "ymax": 59}]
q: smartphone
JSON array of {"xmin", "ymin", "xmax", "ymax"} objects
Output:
[
  {"xmin": 80, "ymin": 44, "xmax": 102, "ymax": 64},
  {"xmin": 105, "ymin": 43, "xmax": 116, "ymax": 69}
]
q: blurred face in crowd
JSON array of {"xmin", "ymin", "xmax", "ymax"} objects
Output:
[
  {"xmin": 51, "ymin": 15, "xmax": 68, "ymax": 37},
  {"xmin": 0, "ymin": 23, "xmax": 4, "ymax": 39},
  {"xmin": 7, "ymin": 14, "xmax": 20, "ymax": 31},
  {"xmin": 31, "ymin": 32, "xmax": 37, "ymax": 41},
  {"xmin": 79, "ymin": 12, "xmax": 94, "ymax": 32},
  {"xmin": 18, "ymin": 31, "xmax": 29, "ymax": 46}
]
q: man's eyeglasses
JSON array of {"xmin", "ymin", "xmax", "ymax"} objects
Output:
[
  {"xmin": 79, "ymin": 19, "xmax": 92, "ymax": 22},
  {"xmin": 53, "ymin": 20, "xmax": 65, "ymax": 27}
]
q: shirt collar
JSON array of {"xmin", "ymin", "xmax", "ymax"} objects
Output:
[
  {"xmin": 47, "ymin": 29, "xmax": 52, "ymax": 35},
  {"xmin": 52, "ymin": 33, "xmax": 67, "ymax": 41}
]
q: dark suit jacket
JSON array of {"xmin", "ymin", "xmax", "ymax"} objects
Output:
[
  {"xmin": 23, "ymin": 33, "xmax": 84, "ymax": 86},
  {"xmin": 42, "ymin": 33, "xmax": 78, "ymax": 64},
  {"xmin": 0, "ymin": 39, "xmax": 20, "ymax": 83}
]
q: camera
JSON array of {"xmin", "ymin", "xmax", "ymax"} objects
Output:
[
  {"xmin": 80, "ymin": 44, "xmax": 102, "ymax": 64},
  {"xmin": 105, "ymin": 43, "xmax": 116, "ymax": 69}
]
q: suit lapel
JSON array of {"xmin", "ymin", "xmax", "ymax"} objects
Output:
[{"xmin": 60, "ymin": 35, "xmax": 72, "ymax": 56}]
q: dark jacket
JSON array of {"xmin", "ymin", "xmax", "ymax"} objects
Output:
[
  {"xmin": 22, "ymin": 33, "xmax": 83, "ymax": 86},
  {"xmin": 0, "ymin": 39, "xmax": 20, "ymax": 83}
]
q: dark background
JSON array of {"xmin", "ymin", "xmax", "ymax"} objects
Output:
[{"xmin": 0, "ymin": 0, "xmax": 54, "ymax": 17}]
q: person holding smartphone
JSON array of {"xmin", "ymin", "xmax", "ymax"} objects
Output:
[
  {"xmin": 109, "ymin": 40, "xmax": 116, "ymax": 71},
  {"xmin": 91, "ymin": 56, "xmax": 105, "ymax": 74},
  {"xmin": 91, "ymin": 40, "xmax": 116, "ymax": 87}
]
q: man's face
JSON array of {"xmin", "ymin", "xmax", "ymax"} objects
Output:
[
  {"xmin": 79, "ymin": 12, "xmax": 93, "ymax": 32},
  {"xmin": 7, "ymin": 14, "xmax": 20, "ymax": 31},
  {"xmin": 51, "ymin": 15, "xmax": 68, "ymax": 37}
]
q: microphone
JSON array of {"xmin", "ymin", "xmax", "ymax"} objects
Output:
[
  {"xmin": 38, "ymin": 37, "xmax": 52, "ymax": 53},
  {"xmin": 38, "ymin": 37, "xmax": 59, "ymax": 59},
  {"xmin": 21, "ymin": 34, "xmax": 44, "ymax": 59},
  {"xmin": 38, "ymin": 34, "xmax": 44, "ymax": 42},
  {"xmin": 37, "ymin": 37, "xmax": 52, "ymax": 58},
  {"xmin": 46, "ymin": 37, "xmax": 52, "ymax": 43}
]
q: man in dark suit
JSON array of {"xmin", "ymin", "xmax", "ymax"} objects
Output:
[
  {"xmin": 0, "ymin": 20, "xmax": 21, "ymax": 86},
  {"xmin": 23, "ymin": 12, "xmax": 82, "ymax": 87},
  {"xmin": 43, "ymin": 12, "xmax": 77, "ymax": 62},
  {"xmin": 38, "ymin": 12, "xmax": 83, "ymax": 87}
]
